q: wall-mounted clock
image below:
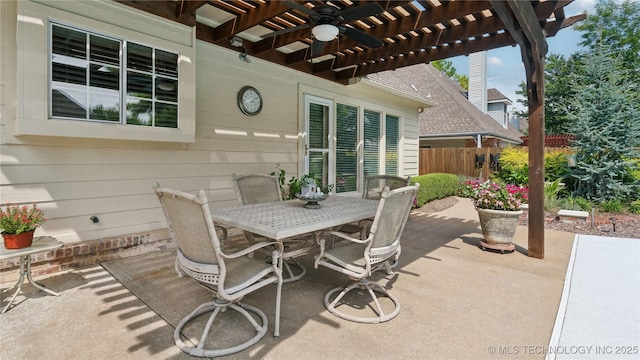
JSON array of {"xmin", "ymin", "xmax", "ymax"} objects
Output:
[{"xmin": 237, "ymin": 86, "xmax": 263, "ymax": 116}]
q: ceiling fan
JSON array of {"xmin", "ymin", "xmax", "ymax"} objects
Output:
[{"xmin": 261, "ymin": 1, "xmax": 385, "ymax": 56}]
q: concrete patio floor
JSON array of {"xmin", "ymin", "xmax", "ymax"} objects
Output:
[{"xmin": 1, "ymin": 197, "xmax": 579, "ymax": 359}]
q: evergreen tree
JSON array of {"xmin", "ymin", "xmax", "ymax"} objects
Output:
[{"xmin": 567, "ymin": 46, "xmax": 640, "ymax": 201}]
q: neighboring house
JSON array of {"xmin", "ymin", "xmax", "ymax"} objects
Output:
[
  {"xmin": 368, "ymin": 64, "xmax": 522, "ymax": 149},
  {"xmin": 0, "ymin": 0, "xmax": 433, "ymax": 267},
  {"xmin": 487, "ymin": 88, "xmax": 513, "ymax": 128}
]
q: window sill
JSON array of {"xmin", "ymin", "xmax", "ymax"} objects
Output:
[{"xmin": 15, "ymin": 117, "xmax": 195, "ymax": 143}]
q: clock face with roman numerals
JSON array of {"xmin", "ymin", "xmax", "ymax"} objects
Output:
[{"xmin": 237, "ymin": 86, "xmax": 263, "ymax": 116}]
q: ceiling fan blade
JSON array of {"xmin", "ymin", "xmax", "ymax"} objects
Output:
[
  {"xmin": 285, "ymin": 1, "xmax": 319, "ymax": 17},
  {"xmin": 311, "ymin": 39, "xmax": 326, "ymax": 57},
  {"xmin": 338, "ymin": 3, "xmax": 384, "ymax": 22},
  {"xmin": 340, "ymin": 26, "xmax": 384, "ymax": 49},
  {"xmin": 261, "ymin": 23, "xmax": 310, "ymax": 39}
]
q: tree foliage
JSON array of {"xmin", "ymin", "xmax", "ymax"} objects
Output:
[
  {"xmin": 514, "ymin": 54, "xmax": 582, "ymax": 133},
  {"xmin": 430, "ymin": 60, "xmax": 469, "ymax": 90},
  {"xmin": 515, "ymin": 0, "xmax": 640, "ymax": 136},
  {"xmin": 575, "ymin": 0, "xmax": 640, "ymax": 84},
  {"xmin": 567, "ymin": 46, "xmax": 640, "ymax": 201}
]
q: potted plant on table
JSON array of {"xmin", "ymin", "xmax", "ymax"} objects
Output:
[
  {"xmin": 470, "ymin": 180, "xmax": 528, "ymax": 252},
  {"xmin": 0, "ymin": 203, "xmax": 47, "ymax": 249}
]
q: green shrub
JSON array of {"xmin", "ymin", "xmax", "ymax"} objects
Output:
[
  {"xmin": 573, "ymin": 197, "xmax": 593, "ymax": 212},
  {"xmin": 410, "ymin": 173, "xmax": 459, "ymax": 207},
  {"xmin": 544, "ymin": 179, "xmax": 565, "ymax": 211},
  {"xmin": 629, "ymin": 200, "xmax": 640, "ymax": 214},
  {"xmin": 494, "ymin": 147, "xmax": 529, "ymax": 186},
  {"xmin": 599, "ymin": 199, "xmax": 624, "ymax": 213},
  {"xmin": 545, "ymin": 151, "xmax": 569, "ymax": 183},
  {"xmin": 557, "ymin": 197, "xmax": 592, "ymax": 211}
]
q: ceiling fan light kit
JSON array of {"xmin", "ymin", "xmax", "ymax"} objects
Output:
[
  {"xmin": 312, "ymin": 24, "xmax": 339, "ymax": 42},
  {"xmin": 261, "ymin": 2, "xmax": 384, "ymax": 57}
]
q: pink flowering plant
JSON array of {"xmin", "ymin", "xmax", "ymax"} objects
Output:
[
  {"xmin": 0, "ymin": 203, "xmax": 47, "ymax": 234},
  {"xmin": 464, "ymin": 180, "xmax": 528, "ymax": 211}
]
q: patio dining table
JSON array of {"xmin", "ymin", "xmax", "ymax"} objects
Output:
[
  {"xmin": 208, "ymin": 195, "xmax": 378, "ymax": 338},
  {"xmin": 210, "ymin": 195, "xmax": 379, "ymax": 241}
]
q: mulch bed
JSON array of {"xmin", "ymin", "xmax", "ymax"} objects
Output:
[{"xmin": 417, "ymin": 196, "xmax": 640, "ymax": 239}]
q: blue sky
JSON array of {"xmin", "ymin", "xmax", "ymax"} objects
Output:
[{"xmin": 448, "ymin": 0, "xmax": 597, "ymax": 113}]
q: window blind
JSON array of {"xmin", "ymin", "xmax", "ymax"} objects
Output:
[{"xmin": 336, "ymin": 104, "xmax": 358, "ymax": 193}]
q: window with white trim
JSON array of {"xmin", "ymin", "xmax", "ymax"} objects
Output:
[{"xmin": 50, "ymin": 23, "xmax": 179, "ymax": 128}]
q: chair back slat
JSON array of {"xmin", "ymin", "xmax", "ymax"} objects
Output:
[
  {"xmin": 363, "ymin": 175, "xmax": 411, "ymax": 199},
  {"xmin": 368, "ymin": 185, "xmax": 418, "ymax": 261},
  {"xmin": 232, "ymin": 173, "xmax": 282, "ymax": 205},
  {"xmin": 155, "ymin": 187, "xmax": 220, "ymax": 266}
]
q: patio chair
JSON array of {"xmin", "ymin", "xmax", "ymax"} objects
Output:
[
  {"xmin": 232, "ymin": 173, "xmax": 317, "ymax": 282},
  {"xmin": 338, "ymin": 175, "xmax": 411, "ymax": 239},
  {"xmin": 153, "ymin": 185, "xmax": 283, "ymax": 357},
  {"xmin": 314, "ymin": 184, "xmax": 418, "ymax": 323}
]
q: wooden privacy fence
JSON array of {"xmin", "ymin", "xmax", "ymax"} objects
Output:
[{"xmin": 418, "ymin": 147, "xmax": 573, "ymax": 178}]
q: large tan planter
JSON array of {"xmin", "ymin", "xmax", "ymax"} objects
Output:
[{"xmin": 476, "ymin": 208, "xmax": 523, "ymax": 252}]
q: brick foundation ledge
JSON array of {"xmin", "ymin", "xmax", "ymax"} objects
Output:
[{"xmin": 1, "ymin": 229, "xmax": 174, "ymax": 284}]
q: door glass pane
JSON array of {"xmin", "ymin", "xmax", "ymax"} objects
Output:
[
  {"xmin": 307, "ymin": 100, "xmax": 330, "ymax": 189},
  {"xmin": 363, "ymin": 109, "xmax": 381, "ymax": 178},
  {"xmin": 336, "ymin": 104, "xmax": 358, "ymax": 193},
  {"xmin": 386, "ymin": 115, "xmax": 400, "ymax": 175},
  {"xmin": 308, "ymin": 152, "xmax": 328, "ymax": 186},
  {"xmin": 308, "ymin": 102, "xmax": 328, "ymax": 149}
]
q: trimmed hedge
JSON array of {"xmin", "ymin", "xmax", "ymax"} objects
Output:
[{"xmin": 410, "ymin": 173, "xmax": 459, "ymax": 207}]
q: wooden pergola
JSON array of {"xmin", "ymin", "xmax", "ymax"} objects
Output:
[{"xmin": 117, "ymin": 0, "xmax": 585, "ymax": 259}]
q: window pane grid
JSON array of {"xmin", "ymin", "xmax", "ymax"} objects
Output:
[{"xmin": 50, "ymin": 22, "xmax": 178, "ymax": 128}]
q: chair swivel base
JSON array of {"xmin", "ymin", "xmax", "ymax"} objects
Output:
[
  {"xmin": 174, "ymin": 298, "xmax": 268, "ymax": 357},
  {"xmin": 324, "ymin": 279, "xmax": 400, "ymax": 324}
]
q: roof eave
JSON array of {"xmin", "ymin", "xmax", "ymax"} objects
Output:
[{"xmin": 357, "ymin": 77, "xmax": 438, "ymax": 109}]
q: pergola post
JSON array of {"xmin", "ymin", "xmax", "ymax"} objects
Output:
[
  {"xmin": 525, "ymin": 52, "xmax": 545, "ymax": 259},
  {"xmin": 491, "ymin": 0, "xmax": 549, "ymax": 258}
]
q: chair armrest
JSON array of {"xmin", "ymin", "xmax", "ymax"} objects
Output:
[
  {"xmin": 220, "ymin": 241, "xmax": 283, "ymax": 259},
  {"xmin": 316, "ymin": 230, "xmax": 370, "ymax": 245}
]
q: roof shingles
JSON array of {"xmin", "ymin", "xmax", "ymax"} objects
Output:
[{"xmin": 366, "ymin": 64, "xmax": 522, "ymax": 144}]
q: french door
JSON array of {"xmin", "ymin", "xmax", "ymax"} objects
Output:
[{"xmin": 304, "ymin": 95, "xmax": 333, "ymax": 189}]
